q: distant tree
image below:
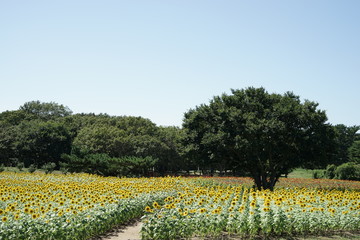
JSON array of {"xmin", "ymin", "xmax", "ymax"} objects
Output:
[
  {"xmin": 72, "ymin": 124, "xmax": 130, "ymax": 156},
  {"xmin": 115, "ymin": 116, "xmax": 158, "ymax": 136},
  {"xmin": 332, "ymin": 124, "xmax": 360, "ymax": 165},
  {"xmin": 61, "ymin": 153, "xmax": 157, "ymax": 177},
  {"xmin": 71, "ymin": 117, "xmax": 170, "ymax": 163},
  {"xmin": 0, "ymin": 123, "xmax": 17, "ymax": 165},
  {"xmin": 20, "ymin": 101, "xmax": 72, "ymax": 120},
  {"xmin": 14, "ymin": 120, "xmax": 72, "ymax": 167},
  {"xmin": 0, "ymin": 110, "xmax": 28, "ymax": 125},
  {"xmin": 155, "ymin": 126, "xmax": 186, "ymax": 174},
  {"xmin": 349, "ymin": 140, "xmax": 360, "ymax": 164},
  {"xmin": 183, "ymin": 87, "xmax": 336, "ymax": 190}
]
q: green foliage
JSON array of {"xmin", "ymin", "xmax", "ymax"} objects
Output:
[
  {"xmin": 19, "ymin": 100, "xmax": 72, "ymax": 120},
  {"xmin": 183, "ymin": 87, "xmax": 336, "ymax": 190},
  {"xmin": 71, "ymin": 116, "xmax": 181, "ymax": 174},
  {"xmin": 0, "ymin": 164, "xmax": 4, "ymax": 172},
  {"xmin": 312, "ymin": 163, "xmax": 360, "ymax": 180},
  {"xmin": 73, "ymin": 124, "xmax": 129, "ymax": 156},
  {"xmin": 0, "ymin": 123, "xmax": 18, "ymax": 164},
  {"xmin": 332, "ymin": 124, "xmax": 360, "ymax": 165},
  {"xmin": 117, "ymin": 156, "xmax": 157, "ymax": 176},
  {"xmin": 0, "ymin": 100, "xmax": 185, "ymax": 176},
  {"xmin": 41, "ymin": 162, "xmax": 56, "ymax": 174},
  {"xmin": 334, "ymin": 162, "xmax": 360, "ymax": 181},
  {"xmin": 16, "ymin": 162, "xmax": 25, "ymax": 171},
  {"xmin": 324, "ymin": 164, "xmax": 337, "ymax": 179},
  {"xmin": 312, "ymin": 170, "xmax": 323, "ymax": 179},
  {"xmin": 156, "ymin": 126, "xmax": 186, "ymax": 174},
  {"xmin": 348, "ymin": 140, "xmax": 360, "ymax": 164},
  {"xmin": 61, "ymin": 153, "xmax": 157, "ymax": 177},
  {"xmin": 28, "ymin": 164, "xmax": 37, "ymax": 173},
  {"xmin": 0, "ymin": 110, "xmax": 28, "ymax": 125},
  {"xmin": 14, "ymin": 120, "xmax": 72, "ymax": 167}
]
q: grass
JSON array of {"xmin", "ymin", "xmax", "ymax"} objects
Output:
[{"xmin": 287, "ymin": 168, "xmax": 315, "ymax": 179}]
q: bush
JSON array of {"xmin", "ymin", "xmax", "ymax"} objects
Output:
[
  {"xmin": 324, "ymin": 164, "xmax": 337, "ymax": 179},
  {"xmin": 61, "ymin": 153, "xmax": 157, "ymax": 177},
  {"xmin": 334, "ymin": 162, "xmax": 360, "ymax": 181},
  {"xmin": 61, "ymin": 153, "xmax": 113, "ymax": 176},
  {"xmin": 312, "ymin": 170, "xmax": 324, "ymax": 179},
  {"xmin": 0, "ymin": 164, "xmax": 4, "ymax": 172},
  {"xmin": 59, "ymin": 166, "xmax": 69, "ymax": 174},
  {"xmin": 112, "ymin": 156, "xmax": 157, "ymax": 177},
  {"xmin": 16, "ymin": 162, "xmax": 25, "ymax": 172},
  {"xmin": 28, "ymin": 164, "xmax": 37, "ymax": 173},
  {"xmin": 41, "ymin": 162, "xmax": 56, "ymax": 174}
]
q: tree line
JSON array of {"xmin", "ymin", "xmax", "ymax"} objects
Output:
[{"xmin": 1, "ymin": 87, "xmax": 359, "ymax": 189}]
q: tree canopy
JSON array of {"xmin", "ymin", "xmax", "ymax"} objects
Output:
[
  {"xmin": 332, "ymin": 124, "xmax": 360, "ymax": 165},
  {"xmin": 20, "ymin": 101, "xmax": 73, "ymax": 120},
  {"xmin": 0, "ymin": 101, "xmax": 185, "ymax": 176},
  {"xmin": 183, "ymin": 87, "xmax": 336, "ymax": 190},
  {"xmin": 0, "ymin": 95, "xmax": 357, "ymax": 182}
]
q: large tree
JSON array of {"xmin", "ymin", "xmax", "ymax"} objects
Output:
[{"xmin": 183, "ymin": 87, "xmax": 336, "ymax": 190}]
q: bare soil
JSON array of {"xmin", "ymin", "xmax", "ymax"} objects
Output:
[{"xmin": 90, "ymin": 220, "xmax": 142, "ymax": 240}]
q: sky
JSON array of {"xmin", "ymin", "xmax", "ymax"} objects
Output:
[{"xmin": 1, "ymin": 0, "xmax": 359, "ymax": 127}]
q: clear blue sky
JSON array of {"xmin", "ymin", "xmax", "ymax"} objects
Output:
[{"xmin": 1, "ymin": 0, "xmax": 359, "ymax": 127}]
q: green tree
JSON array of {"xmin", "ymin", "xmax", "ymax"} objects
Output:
[
  {"xmin": 332, "ymin": 124, "xmax": 360, "ymax": 165},
  {"xmin": 0, "ymin": 110, "xmax": 29, "ymax": 125},
  {"xmin": 0, "ymin": 123, "xmax": 18, "ymax": 165},
  {"xmin": 71, "ymin": 117, "xmax": 170, "ymax": 162},
  {"xmin": 349, "ymin": 140, "xmax": 360, "ymax": 164},
  {"xmin": 72, "ymin": 124, "xmax": 131, "ymax": 157},
  {"xmin": 14, "ymin": 120, "xmax": 72, "ymax": 167},
  {"xmin": 183, "ymin": 87, "xmax": 336, "ymax": 190},
  {"xmin": 115, "ymin": 116, "xmax": 158, "ymax": 136},
  {"xmin": 156, "ymin": 126, "xmax": 186, "ymax": 174},
  {"xmin": 20, "ymin": 101, "xmax": 72, "ymax": 120}
]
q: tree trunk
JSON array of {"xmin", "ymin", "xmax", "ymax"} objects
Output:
[{"xmin": 251, "ymin": 171, "xmax": 279, "ymax": 191}]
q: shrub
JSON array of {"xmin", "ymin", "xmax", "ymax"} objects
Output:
[
  {"xmin": 324, "ymin": 164, "xmax": 337, "ymax": 179},
  {"xmin": 28, "ymin": 164, "xmax": 37, "ymax": 173},
  {"xmin": 312, "ymin": 170, "xmax": 324, "ymax": 179},
  {"xmin": 59, "ymin": 165, "xmax": 69, "ymax": 174},
  {"xmin": 41, "ymin": 162, "xmax": 56, "ymax": 174},
  {"xmin": 61, "ymin": 153, "xmax": 157, "ymax": 177},
  {"xmin": 16, "ymin": 162, "xmax": 25, "ymax": 172},
  {"xmin": 335, "ymin": 162, "xmax": 360, "ymax": 181},
  {"xmin": 0, "ymin": 164, "xmax": 4, "ymax": 172}
]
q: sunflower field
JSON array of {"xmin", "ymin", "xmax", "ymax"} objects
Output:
[
  {"xmin": 0, "ymin": 172, "xmax": 359, "ymax": 240},
  {"xmin": 142, "ymin": 179, "xmax": 360, "ymax": 239},
  {"xmin": 0, "ymin": 172, "xmax": 183, "ymax": 240}
]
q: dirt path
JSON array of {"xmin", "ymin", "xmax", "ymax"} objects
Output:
[{"xmin": 92, "ymin": 221, "xmax": 142, "ymax": 240}]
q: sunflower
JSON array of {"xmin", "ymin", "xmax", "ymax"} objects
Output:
[{"xmin": 144, "ymin": 206, "xmax": 153, "ymax": 213}]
